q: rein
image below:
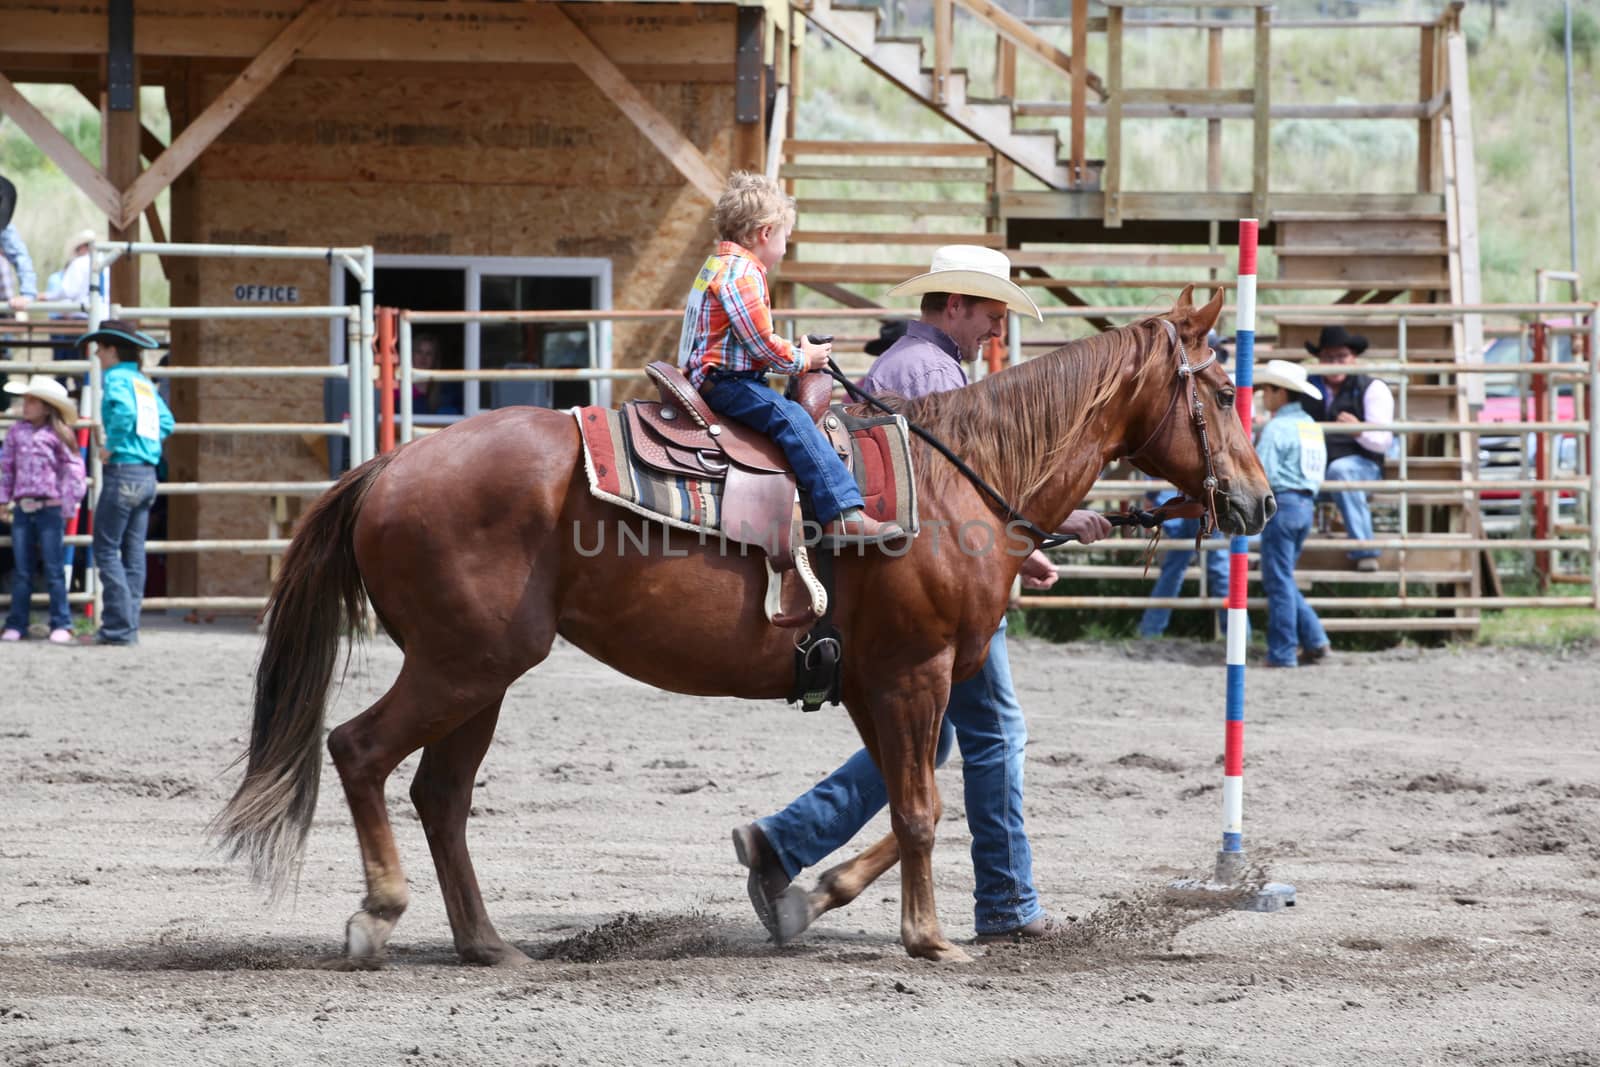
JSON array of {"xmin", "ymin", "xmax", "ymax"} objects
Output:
[{"xmin": 820, "ymin": 320, "xmax": 1214, "ymax": 547}]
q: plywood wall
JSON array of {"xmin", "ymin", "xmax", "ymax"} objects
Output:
[{"xmin": 177, "ymin": 5, "xmax": 737, "ymax": 596}]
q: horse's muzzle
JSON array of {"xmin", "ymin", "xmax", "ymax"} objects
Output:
[{"xmin": 1219, "ymin": 490, "xmax": 1275, "ymax": 535}]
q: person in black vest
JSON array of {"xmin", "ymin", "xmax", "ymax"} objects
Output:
[{"xmin": 1305, "ymin": 326, "xmax": 1393, "ymax": 573}]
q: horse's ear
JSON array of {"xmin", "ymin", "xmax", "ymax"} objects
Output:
[
  {"xmin": 1173, "ymin": 284, "xmax": 1196, "ymax": 310},
  {"xmin": 1192, "ymin": 286, "xmax": 1226, "ymax": 335}
]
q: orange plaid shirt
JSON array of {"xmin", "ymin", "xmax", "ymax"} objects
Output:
[{"xmin": 677, "ymin": 242, "xmax": 804, "ymax": 389}]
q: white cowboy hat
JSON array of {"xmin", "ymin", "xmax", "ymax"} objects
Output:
[
  {"xmin": 4, "ymin": 374, "xmax": 79, "ymax": 424},
  {"xmin": 1253, "ymin": 358, "xmax": 1321, "ymax": 401},
  {"xmin": 63, "ymin": 228, "xmax": 97, "ymax": 260},
  {"xmin": 886, "ymin": 245, "xmax": 1042, "ymax": 322}
]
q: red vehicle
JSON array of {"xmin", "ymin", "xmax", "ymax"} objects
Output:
[{"xmin": 1477, "ymin": 321, "xmax": 1580, "ymax": 533}]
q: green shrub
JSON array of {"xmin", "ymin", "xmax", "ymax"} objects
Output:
[{"xmin": 1546, "ymin": 6, "xmax": 1599, "ymax": 60}]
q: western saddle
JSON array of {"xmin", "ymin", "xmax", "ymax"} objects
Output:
[{"xmin": 622, "ymin": 361, "xmax": 857, "ymax": 626}]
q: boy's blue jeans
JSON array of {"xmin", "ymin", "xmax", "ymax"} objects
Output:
[
  {"xmin": 1261, "ymin": 490, "xmax": 1329, "ymax": 667},
  {"xmin": 1320, "ymin": 453, "xmax": 1382, "ymax": 561},
  {"xmin": 94, "ymin": 464, "xmax": 158, "ymax": 644},
  {"xmin": 5, "ymin": 504, "xmax": 70, "ymax": 632},
  {"xmin": 756, "ymin": 619, "xmax": 1043, "ymax": 935},
  {"xmin": 701, "ymin": 372, "xmax": 863, "ymax": 526},
  {"xmin": 1137, "ymin": 514, "xmax": 1238, "ymax": 638}
]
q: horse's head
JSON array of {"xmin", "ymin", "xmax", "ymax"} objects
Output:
[{"xmin": 1125, "ymin": 286, "xmax": 1276, "ymax": 536}]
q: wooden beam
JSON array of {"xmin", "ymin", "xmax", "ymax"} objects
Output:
[
  {"xmin": 1251, "ymin": 5, "xmax": 1271, "ymax": 220},
  {"xmin": 786, "ymin": 140, "xmax": 992, "ymax": 158},
  {"xmin": 0, "ymin": 71, "xmax": 122, "ymax": 219},
  {"xmin": 1417, "ymin": 25, "xmax": 1437, "ymax": 193},
  {"xmin": 779, "ymin": 163, "xmax": 991, "ymax": 182},
  {"xmin": 798, "ymin": 282, "xmax": 883, "ymax": 309},
  {"xmin": 1070, "ymin": 0, "xmax": 1087, "ymax": 184},
  {"xmin": 1018, "ymin": 267, "xmax": 1112, "ymax": 331},
  {"xmin": 104, "ymin": 59, "xmax": 141, "ymax": 304},
  {"xmin": 1446, "ymin": 32, "xmax": 1484, "ymax": 406},
  {"xmin": 72, "ymin": 81, "xmax": 167, "ymax": 163},
  {"xmin": 1104, "ymin": 5, "xmax": 1122, "ymax": 227},
  {"xmin": 933, "ymin": 0, "xmax": 953, "ymax": 107},
  {"xmin": 1206, "ymin": 25, "xmax": 1222, "ymax": 191},
  {"xmin": 119, "ymin": 0, "xmax": 343, "ymax": 228},
  {"xmin": 531, "ymin": 4, "xmax": 723, "ymax": 203}
]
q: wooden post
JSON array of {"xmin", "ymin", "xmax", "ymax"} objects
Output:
[
  {"xmin": 995, "ymin": 38, "xmax": 1016, "ymax": 100},
  {"xmin": 1418, "ymin": 26, "xmax": 1437, "ymax": 193},
  {"xmin": 1070, "ymin": 0, "xmax": 1087, "ymax": 186},
  {"xmin": 164, "ymin": 64, "xmax": 201, "ymax": 600},
  {"xmin": 103, "ymin": 60, "xmax": 140, "ymax": 307},
  {"xmin": 1104, "ymin": 5, "xmax": 1122, "ymax": 226},
  {"xmin": 1251, "ymin": 5, "xmax": 1271, "ymax": 222},
  {"xmin": 934, "ymin": 0, "xmax": 953, "ymax": 107},
  {"xmin": 733, "ymin": 6, "xmax": 766, "ymax": 173},
  {"xmin": 1207, "ymin": 26, "xmax": 1223, "ymax": 193}
]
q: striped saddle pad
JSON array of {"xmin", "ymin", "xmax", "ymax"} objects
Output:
[{"xmin": 573, "ymin": 403, "xmax": 918, "ymax": 542}]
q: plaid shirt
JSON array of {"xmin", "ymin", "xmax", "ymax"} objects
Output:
[{"xmin": 677, "ymin": 242, "xmax": 803, "ymax": 389}]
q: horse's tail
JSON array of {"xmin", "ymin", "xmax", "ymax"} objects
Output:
[{"xmin": 214, "ymin": 450, "xmax": 397, "ymax": 897}]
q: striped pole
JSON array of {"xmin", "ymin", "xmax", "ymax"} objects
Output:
[{"xmin": 1219, "ymin": 218, "xmax": 1257, "ymax": 882}]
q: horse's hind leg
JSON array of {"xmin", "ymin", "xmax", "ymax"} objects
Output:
[
  {"xmin": 326, "ymin": 665, "xmax": 505, "ymax": 969},
  {"xmin": 409, "ymin": 696, "xmax": 527, "ymax": 967}
]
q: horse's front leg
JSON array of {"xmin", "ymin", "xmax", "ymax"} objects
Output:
[{"xmin": 859, "ymin": 669, "xmax": 967, "ymax": 963}]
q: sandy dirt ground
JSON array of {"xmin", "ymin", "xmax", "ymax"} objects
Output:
[{"xmin": 2, "ymin": 620, "xmax": 1599, "ymax": 1066}]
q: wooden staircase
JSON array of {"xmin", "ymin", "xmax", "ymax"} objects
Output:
[{"xmin": 796, "ymin": 0, "xmax": 1098, "ymax": 190}]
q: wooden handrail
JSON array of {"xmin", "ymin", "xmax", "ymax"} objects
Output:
[{"xmin": 952, "ymin": 0, "xmax": 1108, "ymax": 101}]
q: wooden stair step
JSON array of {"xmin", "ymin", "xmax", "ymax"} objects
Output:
[
  {"xmin": 1274, "ymin": 244, "xmax": 1450, "ymax": 257},
  {"xmin": 797, "ymin": 198, "xmax": 991, "ymax": 217}
]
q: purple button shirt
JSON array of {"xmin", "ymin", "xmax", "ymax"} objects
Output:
[
  {"xmin": 0, "ymin": 419, "xmax": 86, "ymax": 508},
  {"xmin": 858, "ymin": 321, "xmax": 968, "ymax": 401}
]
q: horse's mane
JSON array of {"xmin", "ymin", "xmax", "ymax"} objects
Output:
[{"xmin": 881, "ymin": 317, "xmax": 1172, "ymax": 507}]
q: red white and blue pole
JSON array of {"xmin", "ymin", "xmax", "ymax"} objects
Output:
[{"xmin": 1220, "ymin": 219, "xmax": 1256, "ymax": 879}]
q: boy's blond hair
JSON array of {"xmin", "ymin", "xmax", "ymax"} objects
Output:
[{"xmin": 713, "ymin": 172, "xmax": 795, "ymax": 246}]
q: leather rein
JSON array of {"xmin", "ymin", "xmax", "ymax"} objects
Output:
[{"xmin": 821, "ymin": 317, "xmax": 1221, "ymax": 549}]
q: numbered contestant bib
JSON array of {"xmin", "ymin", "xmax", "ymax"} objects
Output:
[
  {"xmin": 1296, "ymin": 421, "xmax": 1327, "ymax": 483},
  {"xmin": 133, "ymin": 379, "xmax": 161, "ymax": 442}
]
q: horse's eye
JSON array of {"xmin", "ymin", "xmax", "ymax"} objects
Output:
[{"xmin": 1218, "ymin": 389, "xmax": 1235, "ymax": 406}]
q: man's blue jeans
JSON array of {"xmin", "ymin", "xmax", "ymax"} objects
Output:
[
  {"xmin": 5, "ymin": 504, "xmax": 70, "ymax": 632},
  {"xmin": 94, "ymin": 463, "xmax": 157, "ymax": 644},
  {"xmin": 756, "ymin": 618, "xmax": 1042, "ymax": 935},
  {"xmin": 702, "ymin": 372, "xmax": 863, "ymax": 526},
  {"xmin": 1261, "ymin": 490, "xmax": 1329, "ymax": 667},
  {"xmin": 1320, "ymin": 453, "xmax": 1382, "ymax": 562},
  {"xmin": 1137, "ymin": 514, "xmax": 1236, "ymax": 638}
]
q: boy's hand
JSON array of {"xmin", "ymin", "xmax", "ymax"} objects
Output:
[{"xmin": 799, "ymin": 335, "xmax": 833, "ymax": 372}]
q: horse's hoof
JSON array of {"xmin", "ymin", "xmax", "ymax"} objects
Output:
[
  {"xmin": 910, "ymin": 941, "xmax": 972, "ymax": 964},
  {"xmin": 460, "ymin": 942, "xmax": 533, "ymax": 968},
  {"xmin": 772, "ymin": 885, "xmax": 815, "ymax": 945}
]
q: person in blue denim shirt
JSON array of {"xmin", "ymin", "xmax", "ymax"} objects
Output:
[
  {"xmin": 80, "ymin": 320, "xmax": 173, "ymax": 646},
  {"xmin": 1253, "ymin": 359, "xmax": 1331, "ymax": 668}
]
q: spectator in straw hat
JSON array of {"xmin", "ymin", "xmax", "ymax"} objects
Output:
[
  {"xmin": 732, "ymin": 246, "xmax": 1113, "ymax": 944},
  {"xmin": 78, "ymin": 319, "xmax": 172, "ymax": 646},
  {"xmin": 43, "ymin": 229, "xmax": 99, "ymax": 313},
  {"xmin": 1254, "ymin": 359, "xmax": 1332, "ymax": 668},
  {"xmin": 1, "ymin": 375, "xmax": 87, "ymax": 643},
  {"xmin": 1305, "ymin": 325, "xmax": 1392, "ymax": 573}
]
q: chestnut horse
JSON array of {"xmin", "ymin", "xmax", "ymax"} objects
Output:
[{"xmin": 217, "ymin": 286, "xmax": 1272, "ymax": 966}]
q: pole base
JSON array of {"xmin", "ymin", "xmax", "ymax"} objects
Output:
[{"xmin": 1167, "ymin": 850, "xmax": 1296, "ymax": 913}]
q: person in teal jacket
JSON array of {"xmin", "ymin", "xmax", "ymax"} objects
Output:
[
  {"xmin": 80, "ymin": 319, "xmax": 173, "ymax": 645},
  {"xmin": 1252, "ymin": 358, "xmax": 1331, "ymax": 669}
]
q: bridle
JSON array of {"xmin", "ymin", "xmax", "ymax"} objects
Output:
[{"xmin": 1124, "ymin": 318, "xmax": 1226, "ymax": 544}]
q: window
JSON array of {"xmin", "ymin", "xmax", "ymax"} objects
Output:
[{"xmin": 332, "ymin": 254, "xmax": 614, "ymax": 425}]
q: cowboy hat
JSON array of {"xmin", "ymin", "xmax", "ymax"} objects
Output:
[
  {"xmin": 63, "ymin": 228, "xmax": 97, "ymax": 261},
  {"xmin": 864, "ymin": 319, "xmax": 910, "ymax": 357},
  {"xmin": 1304, "ymin": 324, "xmax": 1369, "ymax": 356},
  {"xmin": 0, "ymin": 176, "xmax": 15, "ymax": 231},
  {"xmin": 3, "ymin": 375, "xmax": 79, "ymax": 424},
  {"xmin": 74, "ymin": 318, "xmax": 161, "ymax": 351},
  {"xmin": 886, "ymin": 245, "xmax": 1042, "ymax": 322},
  {"xmin": 1253, "ymin": 358, "xmax": 1322, "ymax": 401}
]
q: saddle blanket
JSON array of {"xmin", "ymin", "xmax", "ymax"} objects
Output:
[{"xmin": 573, "ymin": 404, "xmax": 918, "ymax": 541}]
